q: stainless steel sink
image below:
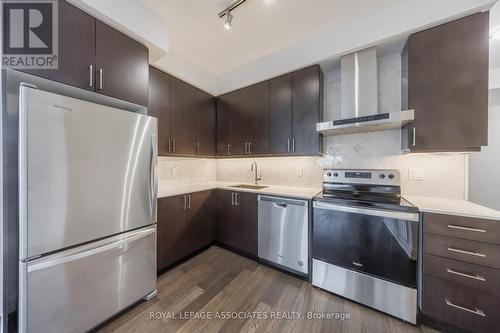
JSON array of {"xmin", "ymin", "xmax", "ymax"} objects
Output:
[{"xmin": 230, "ymin": 184, "xmax": 269, "ymax": 190}]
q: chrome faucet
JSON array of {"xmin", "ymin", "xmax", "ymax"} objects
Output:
[{"xmin": 251, "ymin": 161, "xmax": 262, "ymax": 185}]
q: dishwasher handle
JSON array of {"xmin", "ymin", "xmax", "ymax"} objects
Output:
[{"xmin": 258, "ymin": 195, "xmax": 307, "ymax": 207}]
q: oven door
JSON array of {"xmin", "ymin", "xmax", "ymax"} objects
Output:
[{"xmin": 313, "ymin": 201, "xmax": 419, "ymax": 288}]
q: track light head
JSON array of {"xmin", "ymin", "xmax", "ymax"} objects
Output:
[{"xmin": 224, "ymin": 11, "xmax": 233, "ymax": 30}]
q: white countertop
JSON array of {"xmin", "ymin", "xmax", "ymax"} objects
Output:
[
  {"xmin": 158, "ymin": 181, "xmax": 322, "ymax": 200},
  {"xmin": 403, "ymin": 195, "xmax": 500, "ymax": 221}
]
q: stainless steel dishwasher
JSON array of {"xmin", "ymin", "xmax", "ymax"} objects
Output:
[{"xmin": 258, "ymin": 195, "xmax": 309, "ymax": 275}]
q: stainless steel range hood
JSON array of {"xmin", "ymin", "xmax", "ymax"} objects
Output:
[{"xmin": 317, "ymin": 47, "xmax": 414, "ymax": 136}]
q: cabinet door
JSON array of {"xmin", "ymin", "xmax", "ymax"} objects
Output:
[
  {"xmin": 230, "ymin": 89, "xmax": 249, "ymax": 155},
  {"xmin": 214, "ymin": 191, "xmax": 237, "ymax": 247},
  {"xmin": 170, "ymin": 77, "xmax": 196, "ymax": 155},
  {"xmin": 22, "ymin": 0, "xmax": 95, "ymax": 90},
  {"xmin": 247, "ymin": 81, "xmax": 270, "ymax": 155},
  {"xmin": 95, "ymin": 20, "xmax": 148, "ymax": 106},
  {"xmin": 148, "ymin": 67, "xmax": 171, "ymax": 156},
  {"xmin": 195, "ymin": 89, "xmax": 216, "ymax": 156},
  {"xmin": 157, "ymin": 196, "xmax": 187, "ymax": 270},
  {"xmin": 292, "ymin": 65, "xmax": 322, "ymax": 154},
  {"xmin": 407, "ymin": 12, "xmax": 489, "ymax": 151},
  {"xmin": 235, "ymin": 192, "xmax": 258, "ymax": 256},
  {"xmin": 216, "ymin": 94, "xmax": 233, "ymax": 156},
  {"xmin": 185, "ymin": 191, "xmax": 213, "ymax": 254},
  {"xmin": 270, "ymin": 74, "xmax": 293, "ymax": 154}
]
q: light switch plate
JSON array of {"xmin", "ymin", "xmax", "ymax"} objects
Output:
[{"xmin": 408, "ymin": 168, "xmax": 425, "ymax": 181}]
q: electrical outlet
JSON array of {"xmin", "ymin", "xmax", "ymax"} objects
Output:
[
  {"xmin": 171, "ymin": 167, "xmax": 177, "ymax": 177},
  {"xmin": 296, "ymin": 167, "xmax": 303, "ymax": 177},
  {"xmin": 408, "ymin": 168, "xmax": 425, "ymax": 181}
]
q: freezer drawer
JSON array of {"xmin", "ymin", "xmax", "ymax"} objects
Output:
[
  {"xmin": 258, "ymin": 196, "xmax": 309, "ymax": 275},
  {"xmin": 19, "ymin": 227, "xmax": 156, "ymax": 333}
]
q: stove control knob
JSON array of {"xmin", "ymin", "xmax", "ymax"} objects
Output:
[
  {"xmin": 379, "ymin": 174, "xmax": 386, "ymax": 179},
  {"xmin": 388, "ymin": 174, "xmax": 395, "ymax": 179},
  {"xmin": 333, "ymin": 172, "xmax": 339, "ymax": 177},
  {"xmin": 326, "ymin": 172, "xmax": 332, "ymax": 177}
]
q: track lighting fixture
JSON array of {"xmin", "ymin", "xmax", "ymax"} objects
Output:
[
  {"xmin": 224, "ymin": 11, "xmax": 233, "ymax": 30},
  {"xmin": 219, "ymin": 0, "xmax": 247, "ymax": 30}
]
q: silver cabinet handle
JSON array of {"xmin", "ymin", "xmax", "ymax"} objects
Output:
[
  {"xmin": 89, "ymin": 65, "xmax": 93, "ymax": 87},
  {"xmin": 227, "ymin": 144, "xmax": 231, "ymax": 156},
  {"xmin": 244, "ymin": 142, "xmax": 248, "ymax": 154},
  {"xmin": 287, "ymin": 138, "xmax": 291, "ymax": 152},
  {"xmin": 292, "ymin": 138, "xmax": 296, "ymax": 152},
  {"xmin": 196, "ymin": 142, "xmax": 200, "ymax": 155},
  {"xmin": 446, "ymin": 268, "xmax": 486, "ymax": 282},
  {"xmin": 187, "ymin": 195, "xmax": 191, "ymax": 209},
  {"xmin": 235, "ymin": 193, "xmax": 239, "ymax": 206},
  {"xmin": 248, "ymin": 142, "xmax": 252, "ymax": 154},
  {"xmin": 168, "ymin": 138, "xmax": 171, "ymax": 153},
  {"xmin": 183, "ymin": 195, "xmax": 187, "ymax": 210},
  {"xmin": 98, "ymin": 68, "xmax": 103, "ymax": 90},
  {"xmin": 445, "ymin": 299, "xmax": 486, "ymax": 317},
  {"xmin": 412, "ymin": 127, "xmax": 416, "ymax": 147},
  {"xmin": 172, "ymin": 138, "xmax": 176, "ymax": 153},
  {"xmin": 447, "ymin": 224, "xmax": 486, "ymax": 233},
  {"xmin": 447, "ymin": 246, "xmax": 486, "ymax": 258},
  {"xmin": 231, "ymin": 192, "xmax": 235, "ymax": 206}
]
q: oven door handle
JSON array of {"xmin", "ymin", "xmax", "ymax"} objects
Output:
[{"xmin": 313, "ymin": 201, "xmax": 419, "ymax": 222}]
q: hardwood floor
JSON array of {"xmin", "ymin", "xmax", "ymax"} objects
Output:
[{"xmin": 97, "ymin": 246, "xmax": 442, "ymax": 333}]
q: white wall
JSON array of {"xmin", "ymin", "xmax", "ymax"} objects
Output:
[
  {"xmin": 469, "ymin": 106, "xmax": 500, "ymax": 209},
  {"xmin": 158, "ymin": 157, "xmax": 216, "ymax": 184}
]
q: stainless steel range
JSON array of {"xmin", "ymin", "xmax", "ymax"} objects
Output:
[{"xmin": 312, "ymin": 169, "xmax": 420, "ymax": 324}]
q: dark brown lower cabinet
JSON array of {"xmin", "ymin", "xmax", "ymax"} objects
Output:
[
  {"xmin": 423, "ymin": 275, "xmax": 499, "ymax": 333},
  {"xmin": 157, "ymin": 191, "xmax": 212, "ymax": 271},
  {"xmin": 214, "ymin": 190, "xmax": 258, "ymax": 256},
  {"xmin": 422, "ymin": 212, "xmax": 500, "ymax": 333}
]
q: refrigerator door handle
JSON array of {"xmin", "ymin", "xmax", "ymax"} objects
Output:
[
  {"xmin": 150, "ymin": 134, "xmax": 158, "ymax": 221},
  {"xmin": 26, "ymin": 227, "xmax": 156, "ymax": 272}
]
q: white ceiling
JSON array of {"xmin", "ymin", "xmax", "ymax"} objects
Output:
[
  {"xmin": 490, "ymin": 1, "xmax": 500, "ymax": 69},
  {"xmin": 142, "ymin": 0, "xmax": 403, "ymax": 75}
]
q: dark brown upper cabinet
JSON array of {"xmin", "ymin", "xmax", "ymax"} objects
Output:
[
  {"xmin": 247, "ymin": 81, "xmax": 270, "ymax": 155},
  {"xmin": 195, "ymin": 89, "xmax": 216, "ymax": 156},
  {"xmin": 148, "ymin": 67, "xmax": 171, "ymax": 156},
  {"xmin": 148, "ymin": 66, "xmax": 216, "ymax": 157},
  {"xmin": 292, "ymin": 65, "xmax": 323, "ymax": 154},
  {"xmin": 402, "ymin": 12, "xmax": 489, "ymax": 152},
  {"xmin": 216, "ymin": 88, "xmax": 248, "ymax": 156},
  {"xmin": 170, "ymin": 77, "xmax": 197, "ymax": 155},
  {"xmin": 95, "ymin": 20, "xmax": 149, "ymax": 106},
  {"xmin": 217, "ymin": 65, "xmax": 322, "ymax": 157},
  {"xmin": 270, "ymin": 73, "xmax": 293, "ymax": 154},
  {"xmin": 269, "ymin": 65, "xmax": 322, "ymax": 155},
  {"xmin": 21, "ymin": 1, "xmax": 149, "ymax": 106},
  {"xmin": 21, "ymin": 0, "xmax": 96, "ymax": 91}
]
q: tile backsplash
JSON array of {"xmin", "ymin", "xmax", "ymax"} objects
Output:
[
  {"xmin": 216, "ymin": 157, "xmax": 323, "ymax": 188},
  {"xmin": 158, "ymin": 157, "xmax": 216, "ymax": 184}
]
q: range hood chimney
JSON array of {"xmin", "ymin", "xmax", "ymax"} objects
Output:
[
  {"xmin": 341, "ymin": 47, "xmax": 378, "ymax": 119},
  {"xmin": 317, "ymin": 47, "xmax": 414, "ymax": 136}
]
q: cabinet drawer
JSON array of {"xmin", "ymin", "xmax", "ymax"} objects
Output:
[
  {"xmin": 423, "ymin": 213, "xmax": 500, "ymax": 244},
  {"xmin": 423, "ymin": 275, "xmax": 500, "ymax": 333},
  {"xmin": 423, "ymin": 233, "xmax": 500, "ymax": 269},
  {"xmin": 423, "ymin": 254, "xmax": 500, "ymax": 295}
]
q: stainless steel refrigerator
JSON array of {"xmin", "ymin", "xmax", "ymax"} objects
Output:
[{"xmin": 17, "ymin": 84, "xmax": 158, "ymax": 332}]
